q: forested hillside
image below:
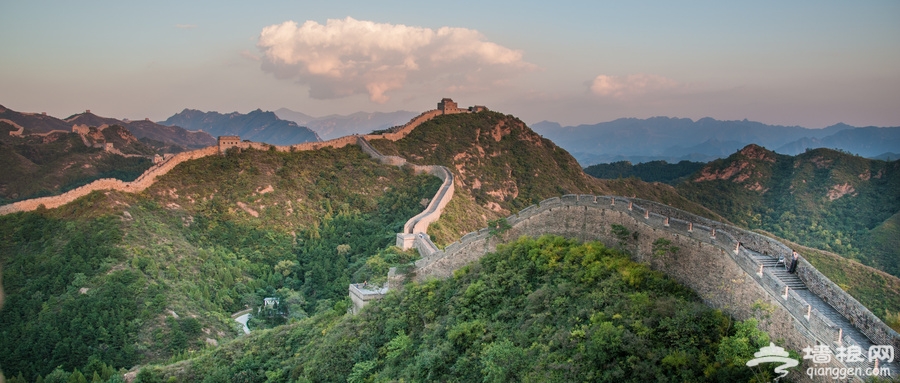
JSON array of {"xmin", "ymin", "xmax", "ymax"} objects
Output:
[
  {"xmin": 8, "ymin": 109, "xmax": 891, "ymax": 382},
  {"xmin": 584, "ymin": 160, "xmax": 705, "ymax": 185},
  {"xmin": 0, "ymin": 146, "xmax": 440, "ymax": 381},
  {"xmin": 584, "ymin": 146, "xmax": 900, "ymax": 323},
  {"xmin": 677, "ymin": 145, "xmax": 900, "ymax": 277},
  {"xmin": 137, "ymin": 236, "xmax": 780, "ymax": 382},
  {"xmin": 585, "ymin": 145, "xmax": 900, "ymax": 279}
]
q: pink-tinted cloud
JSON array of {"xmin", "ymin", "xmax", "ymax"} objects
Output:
[
  {"xmin": 257, "ymin": 17, "xmax": 534, "ymax": 103},
  {"xmin": 239, "ymin": 50, "xmax": 261, "ymax": 62},
  {"xmin": 590, "ymin": 73, "xmax": 680, "ymax": 98}
]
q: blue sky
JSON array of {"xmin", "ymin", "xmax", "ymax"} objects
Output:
[{"xmin": 1, "ymin": 1, "xmax": 898, "ymax": 128}]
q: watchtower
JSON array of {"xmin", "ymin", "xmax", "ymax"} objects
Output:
[
  {"xmin": 218, "ymin": 135, "xmax": 241, "ymax": 154},
  {"xmin": 437, "ymin": 98, "xmax": 459, "ymax": 114}
]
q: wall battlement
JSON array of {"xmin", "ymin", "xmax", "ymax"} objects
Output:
[{"xmin": 383, "ymin": 195, "xmax": 898, "ymax": 380}]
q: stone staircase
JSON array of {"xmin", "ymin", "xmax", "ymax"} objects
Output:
[
  {"xmin": 750, "ymin": 252, "xmax": 899, "ymax": 377},
  {"xmin": 752, "ymin": 254, "xmax": 807, "ymax": 290}
]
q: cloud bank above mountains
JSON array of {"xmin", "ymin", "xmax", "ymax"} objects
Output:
[{"xmin": 256, "ymin": 17, "xmax": 534, "ymax": 103}]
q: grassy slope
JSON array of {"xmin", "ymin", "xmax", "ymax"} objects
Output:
[{"xmin": 678, "ymin": 146, "xmax": 900, "ymax": 274}]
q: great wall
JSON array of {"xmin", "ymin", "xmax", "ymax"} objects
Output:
[
  {"xmin": 3, "ymin": 99, "xmax": 898, "ymax": 380},
  {"xmin": 388, "ymin": 194, "xmax": 900, "ymax": 378},
  {"xmin": 0, "ymin": 98, "xmax": 472, "ymax": 216}
]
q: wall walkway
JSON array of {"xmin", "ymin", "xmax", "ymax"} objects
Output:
[{"xmin": 386, "ymin": 195, "xmax": 898, "ymax": 381}]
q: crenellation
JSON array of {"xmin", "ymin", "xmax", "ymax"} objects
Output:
[
  {"xmin": 393, "ymin": 194, "xmax": 899, "ymax": 378},
  {"xmin": 540, "ymin": 197, "xmax": 561, "ymax": 207}
]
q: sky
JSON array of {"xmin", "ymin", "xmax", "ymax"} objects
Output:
[{"xmin": 1, "ymin": 1, "xmax": 898, "ymax": 128}]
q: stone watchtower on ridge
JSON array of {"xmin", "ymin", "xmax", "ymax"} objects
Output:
[
  {"xmin": 218, "ymin": 135, "xmax": 241, "ymax": 154},
  {"xmin": 437, "ymin": 98, "xmax": 460, "ymax": 114}
]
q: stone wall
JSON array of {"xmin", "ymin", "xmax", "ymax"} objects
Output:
[
  {"xmin": 1, "ymin": 119, "xmax": 25, "ymax": 136},
  {"xmin": 363, "ymin": 110, "xmax": 443, "ymax": 142},
  {"xmin": 356, "ymin": 137, "xmax": 407, "ymax": 166},
  {"xmin": 0, "ymin": 145, "xmax": 219, "ymax": 215},
  {"xmin": 402, "ymin": 165, "xmax": 454, "ymax": 234},
  {"xmin": 633, "ymin": 198, "xmax": 900, "ymax": 352},
  {"xmin": 396, "ymin": 195, "xmax": 898, "ymax": 381},
  {"xmin": 0, "ymin": 100, "xmax": 462, "ymax": 216}
]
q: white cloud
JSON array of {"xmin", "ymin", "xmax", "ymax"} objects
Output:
[
  {"xmin": 589, "ymin": 73, "xmax": 680, "ymax": 98},
  {"xmin": 256, "ymin": 17, "xmax": 534, "ymax": 103},
  {"xmin": 175, "ymin": 24, "xmax": 197, "ymax": 30}
]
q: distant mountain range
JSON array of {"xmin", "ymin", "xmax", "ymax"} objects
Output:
[
  {"xmin": 160, "ymin": 109, "xmax": 321, "ymax": 146},
  {"xmin": 1, "ymin": 104, "xmax": 216, "ymax": 151},
  {"xmin": 274, "ymin": 108, "xmax": 417, "ymax": 140},
  {"xmin": 532, "ymin": 117, "xmax": 900, "ymax": 165},
  {"xmin": 66, "ymin": 111, "xmax": 217, "ymax": 151}
]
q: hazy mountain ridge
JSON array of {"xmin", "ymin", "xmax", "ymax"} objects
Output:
[
  {"xmin": 534, "ymin": 117, "xmax": 897, "ymax": 165},
  {"xmin": 275, "ymin": 108, "xmax": 417, "ymax": 140},
  {"xmin": 0, "ymin": 104, "xmax": 217, "ymax": 151},
  {"xmin": 163, "ymin": 108, "xmax": 321, "ymax": 145},
  {"xmin": 0, "ymin": 104, "xmax": 73, "ymax": 133},
  {"xmin": 64, "ymin": 111, "xmax": 218, "ymax": 151},
  {"xmin": 673, "ymin": 145, "xmax": 900, "ymax": 276},
  {"xmin": 0, "ymin": 121, "xmax": 153, "ymax": 204}
]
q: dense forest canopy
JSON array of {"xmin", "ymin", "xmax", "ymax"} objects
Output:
[
  {"xmin": 136, "ymin": 235, "xmax": 782, "ymax": 382},
  {"xmin": 584, "ymin": 160, "xmax": 705, "ymax": 185}
]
